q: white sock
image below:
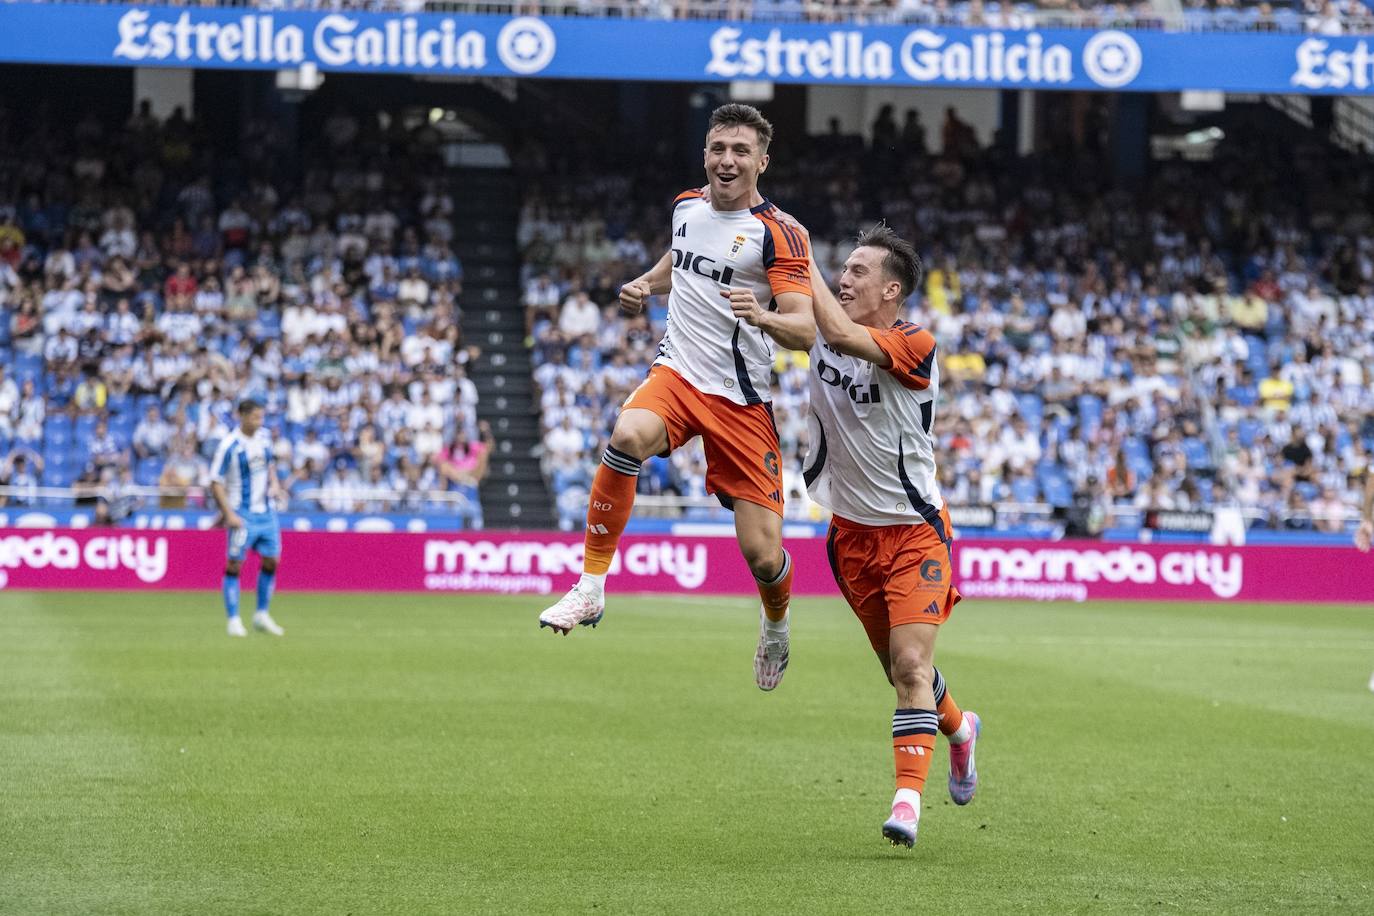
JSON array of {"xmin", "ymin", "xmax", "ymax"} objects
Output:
[
  {"xmin": 578, "ymin": 572, "xmax": 607, "ymax": 592},
  {"xmin": 948, "ymin": 714, "xmax": 973, "ymax": 745},
  {"xmin": 892, "ymin": 787, "xmax": 922, "ymax": 815},
  {"xmin": 763, "ymin": 608, "xmax": 789, "ymax": 633}
]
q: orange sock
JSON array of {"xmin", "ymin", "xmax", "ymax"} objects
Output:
[
  {"xmin": 583, "ymin": 447, "xmax": 640, "ymax": 576},
  {"xmin": 755, "ymin": 549, "xmax": 793, "ymax": 622},
  {"xmin": 933, "ymin": 667, "xmax": 967, "ymax": 738},
  {"xmin": 892, "ymin": 708, "xmax": 939, "ymax": 791}
]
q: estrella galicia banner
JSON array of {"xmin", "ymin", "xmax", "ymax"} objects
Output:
[{"xmin": 0, "ymin": 2, "xmax": 1372, "ymax": 93}]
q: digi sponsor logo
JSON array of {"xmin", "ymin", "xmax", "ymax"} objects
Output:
[
  {"xmin": 671, "ymin": 248, "xmax": 736, "ymax": 285},
  {"xmin": 0, "ymin": 532, "xmax": 170, "ymax": 585},
  {"xmin": 422, "ymin": 539, "xmax": 708, "ymax": 592}
]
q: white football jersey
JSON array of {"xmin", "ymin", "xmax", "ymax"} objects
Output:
[
  {"xmin": 653, "ymin": 190, "xmax": 811, "ymax": 406},
  {"xmin": 211, "ymin": 427, "xmax": 277, "ymax": 516},
  {"xmin": 803, "ymin": 320, "xmax": 947, "ymax": 535}
]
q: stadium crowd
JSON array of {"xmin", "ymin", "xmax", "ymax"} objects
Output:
[
  {"xmin": 523, "ymin": 105, "xmax": 1374, "ymax": 535},
  {"xmin": 0, "ymin": 103, "xmax": 492, "ymax": 525},
  {"xmin": 9, "ymin": 0, "xmax": 1372, "ymax": 34}
]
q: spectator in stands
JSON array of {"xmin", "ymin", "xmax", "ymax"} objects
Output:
[{"xmin": 0, "ymin": 450, "xmax": 43, "ymax": 507}]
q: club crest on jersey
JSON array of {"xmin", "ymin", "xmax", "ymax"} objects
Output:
[
  {"xmin": 727, "ymin": 234, "xmax": 746, "ymax": 259},
  {"xmin": 816, "ymin": 355, "xmax": 882, "ymax": 404}
]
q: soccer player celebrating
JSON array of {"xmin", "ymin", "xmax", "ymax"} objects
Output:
[
  {"xmin": 799, "ymin": 225, "xmax": 980, "ymax": 847},
  {"xmin": 210, "ymin": 400, "xmax": 287, "ymax": 638},
  {"xmin": 538, "ymin": 104, "xmax": 815, "ymax": 692}
]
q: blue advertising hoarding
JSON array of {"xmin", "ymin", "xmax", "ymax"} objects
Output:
[{"xmin": 0, "ymin": 3, "xmax": 1371, "ymax": 94}]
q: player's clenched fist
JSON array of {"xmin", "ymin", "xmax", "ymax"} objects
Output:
[
  {"xmin": 722, "ymin": 288, "xmax": 765, "ymax": 327},
  {"xmin": 619, "ymin": 278, "xmax": 651, "ymax": 315}
]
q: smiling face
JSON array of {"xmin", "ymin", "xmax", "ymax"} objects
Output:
[
  {"xmin": 837, "ymin": 245, "xmax": 905, "ymax": 328},
  {"xmin": 703, "ymin": 125, "xmax": 768, "ymax": 211}
]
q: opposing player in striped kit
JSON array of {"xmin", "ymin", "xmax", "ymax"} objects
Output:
[{"xmin": 799, "ymin": 225, "xmax": 982, "ymax": 847}]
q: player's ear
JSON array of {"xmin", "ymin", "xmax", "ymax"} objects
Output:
[{"xmin": 758, "ymin": 152, "xmax": 770, "ymax": 174}]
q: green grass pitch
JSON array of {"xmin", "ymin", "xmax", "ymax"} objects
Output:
[{"xmin": 2, "ymin": 590, "xmax": 1372, "ymax": 914}]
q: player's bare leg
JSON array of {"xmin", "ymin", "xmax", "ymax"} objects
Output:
[
  {"xmin": 881, "ymin": 623, "xmax": 940, "ymax": 847},
  {"xmin": 878, "ymin": 654, "xmax": 980, "ymax": 812},
  {"xmin": 539, "ymin": 409, "xmax": 669, "ymax": 634},
  {"xmin": 734, "ymin": 501, "xmax": 791, "ymax": 690}
]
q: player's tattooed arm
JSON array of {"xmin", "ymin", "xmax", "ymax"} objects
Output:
[
  {"xmin": 724, "ymin": 288, "xmax": 815, "ymax": 351},
  {"xmin": 805, "ymin": 256, "xmax": 892, "ymax": 368},
  {"xmin": 620, "ymin": 252, "xmax": 672, "ymax": 315}
]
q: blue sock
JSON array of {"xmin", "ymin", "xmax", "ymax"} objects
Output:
[
  {"xmin": 223, "ymin": 574, "xmax": 240, "ymax": 619},
  {"xmin": 256, "ymin": 569, "xmax": 276, "ymax": 614}
]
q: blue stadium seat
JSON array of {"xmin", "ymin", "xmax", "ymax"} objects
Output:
[
  {"xmin": 107, "ymin": 392, "xmax": 133, "ymax": 416},
  {"xmin": 1182, "ymin": 437, "xmax": 1212, "ymax": 469},
  {"xmin": 1076, "ymin": 394, "xmax": 1103, "ymax": 432},
  {"xmin": 1040, "ymin": 473, "xmax": 1074, "ymax": 509},
  {"xmin": 1016, "ymin": 392, "xmax": 1044, "ymax": 425},
  {"xmin": 1122, "ymin": 437, "xmax": 1150, "ymax": 465},
  {"xmin": 1010, "ymin": 476, "xmax": 1040, "ymax": 503},
  {"xmin": 135, "ymin": 458, "xmax": 164, "ymax": 487}
]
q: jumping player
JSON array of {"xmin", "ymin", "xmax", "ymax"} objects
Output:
[
  {"xmin": 538, "ymin": 104, "xmax": 814, "ymax": 692},
  {"xmin": 210, "ymin": 400, "xmax": 287, "ymax": 638},
  {"xmin": 799, "ymin": 225, "xmax": 980, "ymax": 847}
]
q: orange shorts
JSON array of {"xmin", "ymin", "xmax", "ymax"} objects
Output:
[
  {"xmin": 623, "ymin": 365, "xmax": 784, "ymax": 516},
  {"xmin": 825, "ymin": 509, "xmax": 962, "ymax": 654}
]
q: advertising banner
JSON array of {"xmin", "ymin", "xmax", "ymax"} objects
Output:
[
  {"xmin": 1, "ymin": 528, "xmax": 1371, "ymax": 604},
  {"xmin": 0, "ymin": 4, "xmax": 1371, "ymax": 94}
]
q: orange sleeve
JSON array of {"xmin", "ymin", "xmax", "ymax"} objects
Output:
[
  {"xmin": 867, "ymin": 322, "xmax": 937, "ymax": 390},
  {"xmin": 759, "ymin": 216, "xmax": 812, "ymax": 298},
  {"xmin": 673, "ymin": 188, "xmax": 703, "ymax": 208}
]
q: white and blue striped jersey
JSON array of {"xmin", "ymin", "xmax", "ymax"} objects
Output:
[{"xmin": 211, "ymin": 427, "xmax": 277, "ymax": 516}]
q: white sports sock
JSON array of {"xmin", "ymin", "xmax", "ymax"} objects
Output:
[
  {"xmin": 948, "ymin": 714, "xmax": 973, "ymax": 745},
  {"xmin": 763, "ymin": 609, "xmax": 789, "ymax": 633},
  {"xmin": 578, "ymin": 572, "xmax": 607, "ymax": 592},
  {"xmin": 892, "ymin": 787, "xmax": 922, "ymax": 815}
]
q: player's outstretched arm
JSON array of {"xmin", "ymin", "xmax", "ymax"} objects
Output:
[{"xmin": 807, "ymin": 257, "xmax": 892, "ymax": 367}]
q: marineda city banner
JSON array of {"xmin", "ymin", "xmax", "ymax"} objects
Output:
[
  {"xmin": 0, "ymin": 3, "xmax": 1372, "ymax": 93},
  {"xmin": 1, "ymin": 529, "xmax": 1371, "ymax": 604}
]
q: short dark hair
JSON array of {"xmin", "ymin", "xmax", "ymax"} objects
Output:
[
  {"xmin": 238, "ymin": 399, "xmax": 264, "ymax": 416},
  {"xmin": 707, "ymin": 104, "xmax": 774, "ymax": 152},
  {"xmin": 855, "ymin": 224, "xmax": 923, "ymax": 301}
]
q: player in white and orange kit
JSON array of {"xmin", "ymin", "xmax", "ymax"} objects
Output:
[
  {"xmin": 539, "ymin": 104, "xmax": 815, "ymax": 692},
  {"xmin": 799, "ymin": 225, "xmax": 981, "ymax": 847}
]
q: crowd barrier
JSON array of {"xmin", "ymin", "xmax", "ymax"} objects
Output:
[{"xmin": 1, "ymin": 528, "xmax": 1371, "ymax": 603}]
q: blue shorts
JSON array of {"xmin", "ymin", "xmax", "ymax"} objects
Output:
[{"xmin": 228, "ymin": 514, "xmax": 281, "ymax": 561}]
